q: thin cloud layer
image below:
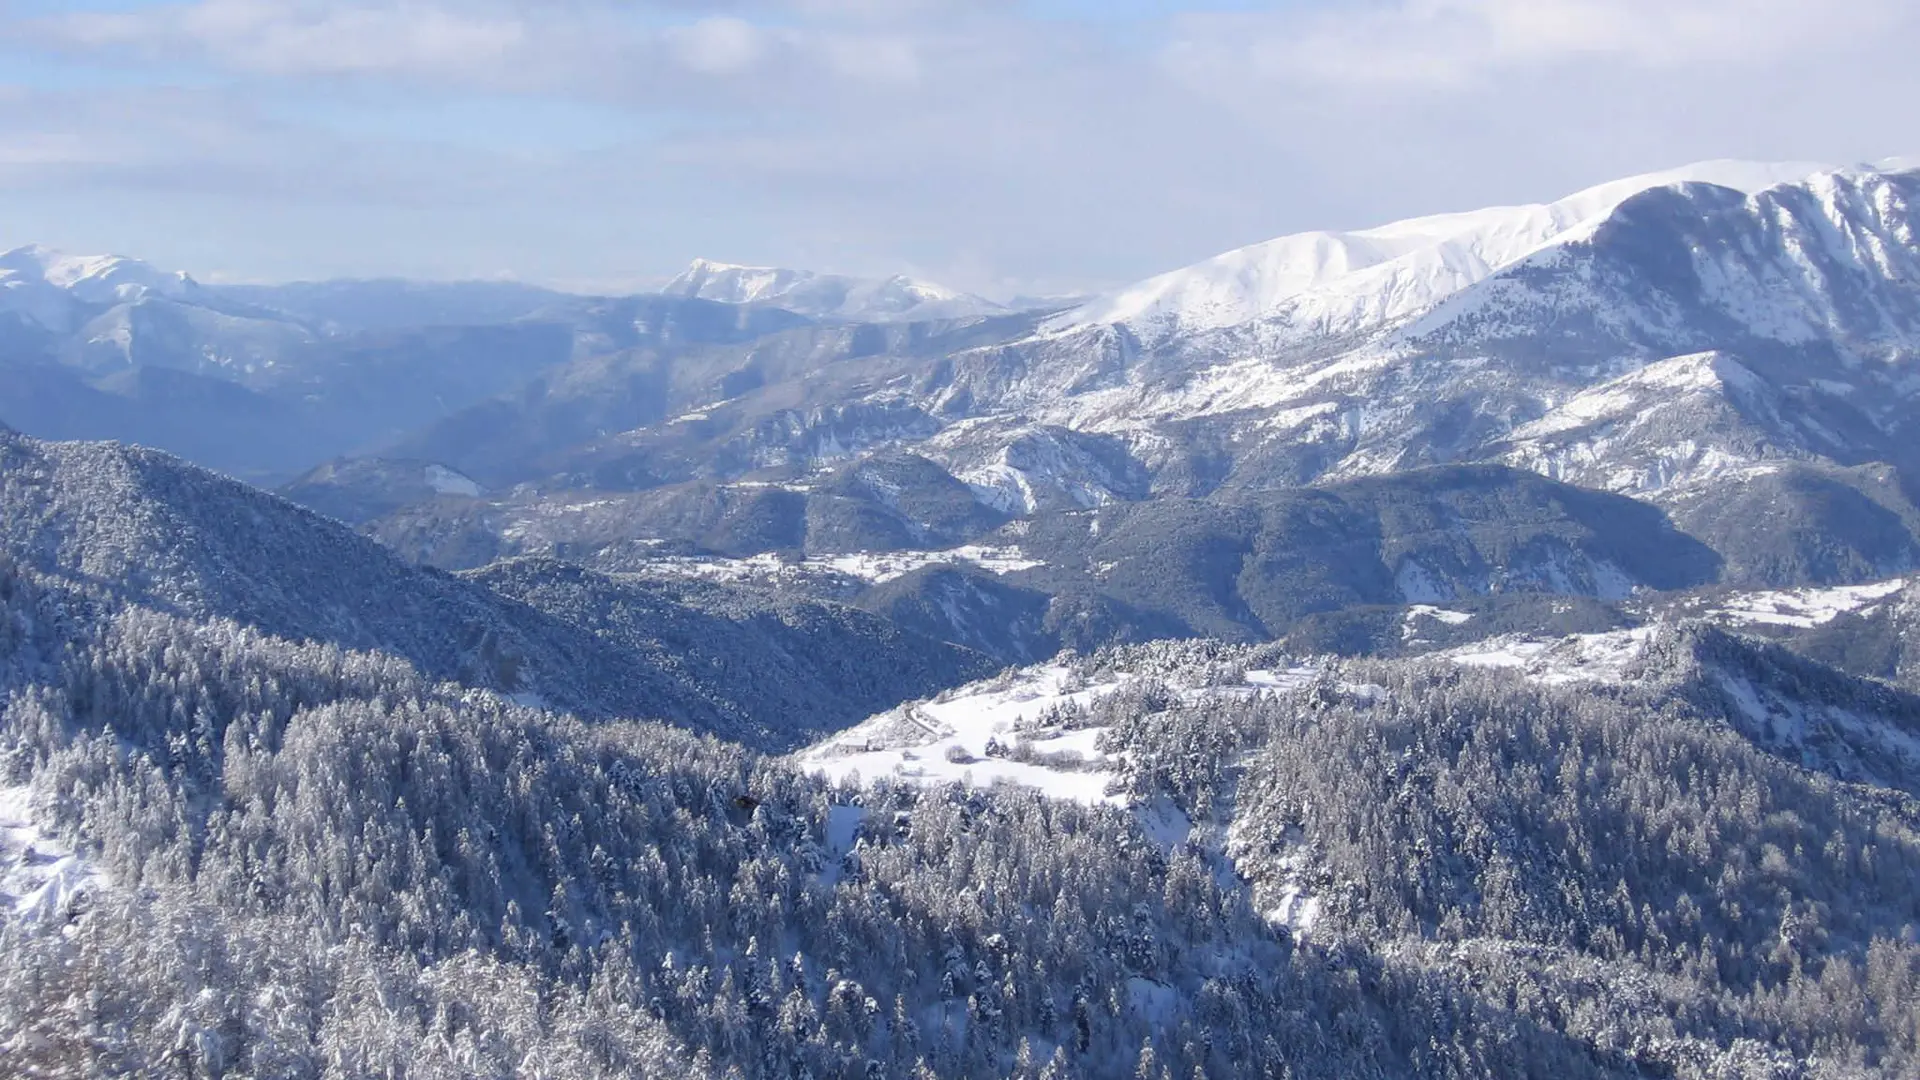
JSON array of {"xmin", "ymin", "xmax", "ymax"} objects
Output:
[
  {"xmin": 1164, "ymin": 0, "xmax": 1908, "ymax": 91},
  {"xmin": 1, "ymin": 0, "xmax": 1915, "ymax": 294}
]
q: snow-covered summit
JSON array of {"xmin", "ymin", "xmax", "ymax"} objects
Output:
[
  {"xmin": 664, "ymin": 258, "xmax": 1007, "ymax": 323},
  {"xmin": 665, "ymin": 259, "xmax": 814, "ymax": 306},
  {"xmin": 0, "ymin": 244, "xmax": 199, "ymax": 335},
  {"xmin": 1048, "ymin": 159, "xmax": 1834, "ymax": 339},
  {"xmin": 0, "ymin": 244, "xmax": 195, "ymax": 305}
]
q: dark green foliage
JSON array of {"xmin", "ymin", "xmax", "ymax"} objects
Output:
[
  {"xmin": 474, "ymin": 559, "xmax": 997, "ymax": 750},
  {"xmin": 857, "ymin": 567, "xmax": 1059, "ymax": 666},
  {"xmin": 1669, "ymin": 464, "xmax": 1920, "ymax": 587},
  {"xmin": 1016, "ymin": 465, "xmax": 1717, "ymax": 642}
]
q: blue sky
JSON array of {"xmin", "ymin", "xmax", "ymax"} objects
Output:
[{"xmin": 1, "ymin": 0, "xmax": 1915, "ymax": 296}]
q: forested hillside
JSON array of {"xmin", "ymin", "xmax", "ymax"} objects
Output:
[
  {"xmin": 6, "ymin": 529, "xmax": 1920, "ymax": 1076},
  {"xmin": 0, "ymin": 428, "xmax": 986, "ymax": 750}
]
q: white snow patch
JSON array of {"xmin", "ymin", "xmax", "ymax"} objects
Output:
[
  {"xmin": 1126, "ymin": 978, "xmax": 1179, "ymax": 1023},
  {"xmin": 1402, "ymin": 605, "xmax": 1476, "ymax": 642},
  {"xmin": 1707, "ymin": 579, "xmax": 1907, "ymax": 629},
  {"xmin": 1444, "ymin": 626, "xmax": 1658, "ymax": 686},
  {"xmin": 644, "ymin": 545, "xmax": 1043, "ymax": 588},
  {"xmin": 817, "ymin": 804, "xmax": 868, "ymax": 887},
  {"xmin": 1396, "ymin": 561, "xmax": 1454, "ymax": 604},
  {"xmin": 801, "ymin": 666, "xmax": 1127, "ymax": 805},
  {"xmin": 1266, "ymin": 866, "xmax": 1324, "ymax": 935},
  {"xmin": 0, "ymin": 785, "xmax": 102, "ymax": 926},
  {"xmin": 423, "ymin": 464, "xmax": 481, "ymax": 498},
  {"xmin": 820, "ymin": 545, "xmax": 1044, "ymax": 584},
  {"xmin": 799, "ymin": 662, "xmax": 1316, "ymax": 806}
]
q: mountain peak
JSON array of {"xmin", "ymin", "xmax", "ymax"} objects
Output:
[
  {"xmin": 662, "ymin": 259, "xmax": 1005, "ymax": 323},
  {"xmin": 677, "ymin": 257, "xmax": 770, "ymax": 276},
  {"xmin": 1048, "ymin": 157, "xmax": 1837, "ymax": 339},
  {"xmin": 0, "ymin": 244, "xmax": 196, "ymax": 303},
  {"xmin": 663, "ymin": 259, "xmax": 814, "ymax": 305}
]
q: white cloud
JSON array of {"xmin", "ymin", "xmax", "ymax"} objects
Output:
[
  {"xmin": 26, "ymin": 1, "xmax": 931, "ymax": 92},
  {"xmin": 1, "ymin": 1, "xmax": 1916, "ymax": 295},
  {"xmin": 1164, "ymin": 0, "xmax": 1908, "ymax": 91},
  {"xmin": 666, "ymin": 17, "xmax": 767, "ymax": 76},
  {"xmin": 47, "ymin": 0, "xmax": 527, "ymax": 77}
]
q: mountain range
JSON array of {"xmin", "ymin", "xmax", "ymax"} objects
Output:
[
  {"xmin": 8, "ymin": 159, "xmax": 1920, "ymax": 648},
  {"xmin": 9, "ymin": 154, "xmax": 1920, "ymax": 1076}
]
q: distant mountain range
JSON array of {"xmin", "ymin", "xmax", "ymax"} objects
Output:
[
  {"xmin": 6, "ymin": 158, "xmax": 1920, "ymax": 661},
  {"xmin": 665, "ymin": 258, "xmax": 1024, "ymax": 323}
]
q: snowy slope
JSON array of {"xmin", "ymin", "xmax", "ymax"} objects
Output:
[
  {"xmin": 1443, "ymin": 626, "xmax": 1661, "ymax": 685},
  {"xmin": 799, "ymin": 659, "xmax": 1314, "ymax": 805},
  {"xmin": 0, "ymin": 785, "xmax": 101, "ymax": 926},
  {"xmin": 1401, "ymin": 165, "xmax": 1920, "ymax": 357},
  {"xmin": 1051, "ymin": 160, "xmax": 1830, "ymax": 339},
  {"xmin": 664, "ymin": 258, "xmax": 1007, "ymax": 323},
  {"xmin": 1653, "ymin": 578, "xmax": 1910, "ymax": 630},
  {"xmin": 1495, "ymin": 351, "xmax": 1822, "ymax": 495}
]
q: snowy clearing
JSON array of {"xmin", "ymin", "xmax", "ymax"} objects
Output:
[
  {"xmin": 1402, "ymin": 605, "xmax": 1476, "ymax": 642},
  {"xmin": 1702, "ymin": 579, "xmax": 1907, "ymax": 629},
  {"xmin": 640, "ymin": 544, "xmax": 1043, "ymax": 588},
  {"xmin": 799, "ymin": 661, "xmax": 1316, "ymax": 806},
  {"xmin": 0, "ymin": 785, "xmax": 101, "ymax": 927},
  {"xmin": 1443, "ymin": 627, "xmax": 1658, "ymax": 686}
]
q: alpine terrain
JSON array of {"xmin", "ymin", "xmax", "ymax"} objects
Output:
[{"xmin": 5, "ymin": 156, "xmax": 1920, "ymax": 1078}]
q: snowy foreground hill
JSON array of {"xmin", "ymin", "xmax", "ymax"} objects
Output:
[{"xmin": 10, "ymin": 481, "xmax": 1920, "ymax": 1078}]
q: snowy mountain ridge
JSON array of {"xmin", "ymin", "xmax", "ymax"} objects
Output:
[
  {"xmin": 918, "ymin": 161, "xmax": 1920, "ymax": 507},
  {"xmin": 0, "ymin": 243, "xmax": 199, "ymax": 334},
  {"xmin": 1048, "ymin": 159, "xmax": 1833, "ymax": 339},
  {"xmin": 250, "ymin": 156, "xmax": 1920, "ymax": 607},
  {"xmin": 664, "ymin": 257, "xmax": 1009, "ymax": 323},
  {"xmin": 0, "ymin": 244, "xmax": 196, "ymax": 304}
]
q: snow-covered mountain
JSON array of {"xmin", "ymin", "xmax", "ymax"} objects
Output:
[
  {"xmin": 15, "ymin": 158, "xmax": 1920, "ymax": 611},
  {"xmin": 369, "ymin": 158, "xmax": 1920, "ymax": 605},
  {"xmin": 1047, "ymin": 159, "xmax": 1830, "ymax": 340},
  {"xmin": 0, "ymin": 243, "xmax": 318, "ymax": 375},
  {"xmin": 0, "ymin": 243, "xmax": 195, "ymax": 305},
  {"xmin": 0, "ymin": 244, "xmax": 200, "ymax": 335},
  {"xmin": 664, "ymin": 258, "xmax": 1009, "ymax": 323},
  {"xmin": 910, "ymin": 161, "xmax": 1920, "ymax": 508},
  {"xmin": 1491, "ymin": 351, "xmax": 1860, "ymax": 495}
]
